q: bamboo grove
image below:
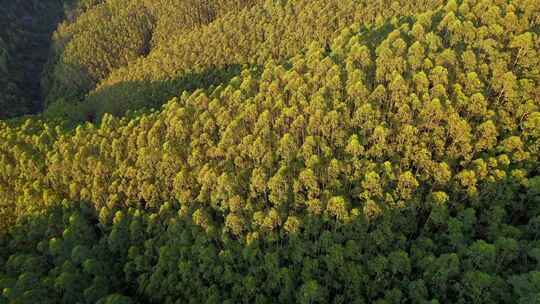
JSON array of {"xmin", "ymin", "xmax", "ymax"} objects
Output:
[{"xmin": 1, "ymin": 0, "xmax": 540, "ymax": 303}]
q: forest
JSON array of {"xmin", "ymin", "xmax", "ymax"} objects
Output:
[{"xmin": 0, "ymin": 0, "xmax": 539, "ymax": 303}]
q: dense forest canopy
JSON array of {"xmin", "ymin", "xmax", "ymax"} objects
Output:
[
  {"xmin": 42, "ymin": 0, "xmax": 260, "ymax": 111},
  {"xmin": 1, "ymin": 0, "xmax": 540, "ymax": 303}
]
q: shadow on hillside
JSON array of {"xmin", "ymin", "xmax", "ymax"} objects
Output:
[
  {"xmin": 76, "ymin": 64, "xmax": 245, "ymax": 124},
  {"xmin": 0, "ymin": 0, "xmax": 65, "ymax": 119},
  {"xmin": 1, "ymin": 166, "xmax": 539, "ymax": 303},
  {"xmin": 3, "ymin": 171, "xmax": 540, "ymax": 302}
]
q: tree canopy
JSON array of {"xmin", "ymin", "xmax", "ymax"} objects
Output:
[{"xmin": 1, "ymin": 0, "xmax": 540, "ymax": 303}]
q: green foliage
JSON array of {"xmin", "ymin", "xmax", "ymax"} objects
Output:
[
  {"xmin": 87, "ymin": 0, "xmax": 444, "ymax": 118},
  {"xmin": 43, "ymin": 0, "xmax": 156, "ymax": 104},
  {"xmin": 43, "ymin": 0, "xmax": 259, "ymax": 107},
  {"xmin": 1, "ymin": 0, "xmax": 540, "ymax": 302},
  {"xmin": 0, "ymin": 202, "xmax": 132, "ymax": 304},
  {"xmin": 0, "ymin": 0, "xmax": 65, "ymax": 119},
  {"xmin": 1, "ymin": 183, "xmax": 540, "ymax": 303}
]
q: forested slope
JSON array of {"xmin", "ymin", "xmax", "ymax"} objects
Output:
[
  {"xmin": 25, "ymin": 0, "xmax": 446, "ymax": 123},
  {"xmin": 1, "ymin": 0, "xmax": 540, "ymax": 303},
  {"xmin": 0, "ymin": 0, "xmax": 65, "ymax": 119},
  {"xmin": 42, "ymin": 0, "xmax": 259, "ymax": 110},
  {"xmin": 84, "ymin": 0, "xmax": 444, "ymax": 120}
]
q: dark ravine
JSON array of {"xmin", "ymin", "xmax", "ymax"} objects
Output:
[{"xmin": 0, "ymin": 0, "xmax": 64, "ymax": 118}]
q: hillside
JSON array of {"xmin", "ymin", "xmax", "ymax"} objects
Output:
[
  {"xmin": 0, "ymin": 0, "xmax": 65, "ymax": 119},
  {"xmin": 1, "ymin": 0, "xmax": 540, "ymax": 303},
  {"xmin": 42, "ymin": 0, "xmax": 259, "ymax": 116},
  {"xmin": 41, "ymin": 0, "xmax": 445, "ymax": 122},
  {"xmin": 84, "ymin": 0, "xmax": 444, "ymax": 119}
]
